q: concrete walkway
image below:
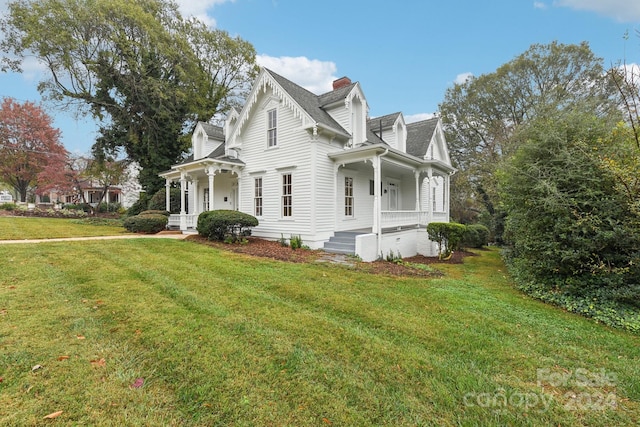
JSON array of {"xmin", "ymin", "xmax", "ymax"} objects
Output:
[{"xmin": 0, "ymin": 232, "xmax": 190, "ymax": 245}]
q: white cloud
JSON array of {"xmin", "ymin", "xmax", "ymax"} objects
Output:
[
  {"xmin": 554, "ymin": 0, "xmax": 640, "ymax": 22},
  {"xmin": 454, "ymin": 72, "xmax": 474, "ymax": 85},
  {"xmin": 619, "ymin": 62, "xmax": 640, "ymax": 85},
  {"xmin": 256, "ymin": 54, "xmax": 338, "ymax": 94},
  {"xmin": 405, "ymin": 113, "xmax": 437, "ymax": 124},
  {"xmin": 175, "ymin": 0, "xmax": 234, "ymax": 27},
  {"xmin": 533, "ymin": 2, "xmax": 548, "ymax": 10}
]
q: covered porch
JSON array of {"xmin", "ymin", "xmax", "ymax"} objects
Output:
[
  {"xmin": 159, "ymin": 158, "xmax": 244, "ymax": 231},
  {"xmin": 328, "ymin": 144, "xmax": 455, "ymax": 259}
]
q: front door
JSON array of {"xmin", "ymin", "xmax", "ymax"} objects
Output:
[
  {"xmin": 203, "ymin": 188, "xmax": 209, "ymax": 212},
  {"xmin": 388, "ymin": 182, "xmax": 398, "ymax": 211}
]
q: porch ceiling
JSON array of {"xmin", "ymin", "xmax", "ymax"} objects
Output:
[{"xmin": 329, "ymin": 143, "xmax": 455, "ymax": 177}]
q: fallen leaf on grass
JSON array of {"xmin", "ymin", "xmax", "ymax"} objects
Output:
[
  {"xmin": 76, "ymin": 335, "xmax": 85, "ymax": 340},
  {"xmin": 0, "ymin": 309, "xmax": 7, "ymax": 315},
  {"xmin": 8, "ymin": 286, "xmax": 16, "ymax": 289},
  {"xmin": 31, "ymin": 365, "xmax": 43, "ymax": 372},
  {"xmin": 322, "ymin": 418, "xmax": 332, "ymax": 425},
  {"xmin": 0, "ymin": 377, "xmax": 4, "ymax": 383},
  {"xmin": 90, "ymin": 358, "xmax": 106, "ymax": 367},
  {"xmin": 57, "ymin": 356, "xmax": 70, "ymax": 361},
  {"xmin": 130, "ymin": 378, "xmax": 144, "ymax": 389},
  {"xmin": 43, "ymin": 410, "xmax": 63, "ymax": 419}
]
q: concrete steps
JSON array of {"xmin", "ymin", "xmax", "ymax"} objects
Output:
[{"xmin": 323, "ymin": 231, "xmax": 360, "ymax": 255}]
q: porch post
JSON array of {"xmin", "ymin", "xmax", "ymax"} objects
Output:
[
  {"xmin": 179, "ymin": 173, "xmax": 187, "ymax": 230},
  {"xmin": 192, "ymin": 179, "xmax": 199, "ymax": 216},
  {"xmin": 445, "ymin": 173, "xmax": 451, "ymax": 220},
  {"xmin": 207, "ymin": 169, "xmax": 215, "ymax": 211},
  {"xmin": 414, "ymin": 171, "xmax": 420, "ymax": 211},
  {"xmin": 234, "ymin": 169, "xmax": 241, "ymax": 211},
  {"xmin": 372, "ymin": 156, "xmax": 380, "ymax": 234},
  {"xmin": 165, "ymin": 181, "xmax": 171, "ymax": 212},
  {"xmin": 427, "ymin": 167, "xmax": 433, "ymax": 225}
]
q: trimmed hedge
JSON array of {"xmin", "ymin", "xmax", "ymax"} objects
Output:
[
  {"xmin": 426, "ymin": 222, "xmax": 466, "ymax": 259},
  {"xmin": 139, "ymin": 210, "xmax": 170, "ymax": 217},
  {"xmin": 123, "ymin": 213, "xmax": 168, "ymax": 233},
  {"xmin": 197, "ymin": 210, "xmax": 258, "ymax": 242},
  {"xmin": 462, "ymin": 224, "xmax": 490, "ymax": 248}
]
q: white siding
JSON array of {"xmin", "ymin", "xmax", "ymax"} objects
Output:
[
  {"xmin": 325, "ymin": 104, "xmax": 350, "ymax": 134},
  {"xmin": 336, "ymin": 169, "xmax": 374, "ymax": 232},
  {"xmin": 236, "ymin": 87, "xmax": 314, "ymax": 241}
]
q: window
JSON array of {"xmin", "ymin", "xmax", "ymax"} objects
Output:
[
  {"xmin": 282, "ymin": 173, "xmax": 292, "ymax": 217},
  {"xmin": 345, "ymin": 177, "xmax": 354, "ymax": 216},
  {"xmin": 267, "ymin": 108, "xmax": 277, "ymax": 147},
  {"xmin": 254, "ymin": 178, "xmax": 262, "ymax": 216}
]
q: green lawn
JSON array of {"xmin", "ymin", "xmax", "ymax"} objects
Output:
[
  {"xmin": 0, "ymin": 225, "xmax": 638, "ymax": 425},
  {"xmin": 0, "ymin": 217, "xmax": 128, "ymax": 240}
]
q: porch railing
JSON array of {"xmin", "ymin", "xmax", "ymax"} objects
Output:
[
  {"xmin": 168, "ymin": 214, "xmax": 198, "ymax": 229},
  {"xmin": 381, "ymin": 211, "xmax": 427, "ymax": 228},
  {"xmin": 380, "ymin": 210, "xmax": 449, "ymax": 229}
]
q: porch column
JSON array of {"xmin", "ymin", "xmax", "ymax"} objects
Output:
[
  {"xmin": 179, "ymin": 174, "xmax": 187, "ymax": 230},
  {"xmin": 207, "ymin": 169, "xmax": 215, "ymax": 211},
  {"xmin": 165, "ymin": 181, "xmax": 171, "ymax": 212},
  {"xmin": 445, "ymin": 173, "xmax": 451, "ymax": 220},
  {"xmin": 192, "ymin": 179, "xmax": 199, "ymax": 216},
  {"xmin": 414, "ymin": 171, "xmax": 420, "ymax": 211},
  {"xmin": 235, "ymin": 170, "xmax": 241, "ymax": 211},
  {"xmin": 427, "ymin": 167, "xmax": 433, "ymax": 224},
  {"xmin": 372, "ymin": 156, "xmax": 381, "ymax": 234}
]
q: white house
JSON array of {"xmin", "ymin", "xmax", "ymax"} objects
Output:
[{"xmin": 160, "ymin": 68, "xmax": 455, "ymax": 261}]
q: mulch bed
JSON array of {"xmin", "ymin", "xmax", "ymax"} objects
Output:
[{"xmin": 186, "ymin": 235, "xmax": 476, "ymax": 277}]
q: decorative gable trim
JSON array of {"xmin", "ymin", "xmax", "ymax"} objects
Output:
[{"xmin": 227, "ymin": 69, "xmax": 316, "ymax": 148}]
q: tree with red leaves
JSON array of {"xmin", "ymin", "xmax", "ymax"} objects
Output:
[{"xmin": 0, "ymin": 97, "xmax": 69, "ymax": 202}]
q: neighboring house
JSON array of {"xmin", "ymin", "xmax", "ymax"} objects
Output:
[
  {"xmin": 160, "ymin": 68, "xmax": 455, "ymax": 261},
  {"xmin": 60, "ymin": 162, "xmax": 142, "ymax": 209}
]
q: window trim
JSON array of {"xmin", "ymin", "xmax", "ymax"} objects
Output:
[
  {"xmin": 345, "ymin": 176, "xmax": 354, "ymax": 217},
  {"xmin": 267, "ymin": 108, "xmax": 277, "ymax": 148},
  {"xmin": 254, "ymin": 177, "xmax": 263, "ymax": 217},
  {"xmin": 281, "ymin": 173, "xmax": 292, "ymax": 218}
]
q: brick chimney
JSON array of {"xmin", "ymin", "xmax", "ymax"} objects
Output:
[{"xmin": 332, "ymin": 76, "xmax": 352, "ymax": 90}]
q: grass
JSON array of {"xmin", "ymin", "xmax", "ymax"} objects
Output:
[
  {"xmin": 0, "ymin": 220, "xmax": 639, "ymax": 425},
  {"xmin": 0, "ymin": 217, "xmax": 128, "ymax": 240}
]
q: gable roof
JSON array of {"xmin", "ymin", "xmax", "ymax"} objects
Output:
[
  {"xmin": 406, "ymin": 117, "xmax": 439, "ymax": 158},
  {"xmin": 368, "ymin": 112, "xmax": 401, "ymax": 131},
  {"xmin": 199, "ymin": 122, "xmax": 224, "ymax": 140},
  {"xmin": 265, "ymin": 68, "xmax": 349, "ymax": 136}
]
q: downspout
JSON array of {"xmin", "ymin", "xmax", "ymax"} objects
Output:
[{"xmin": 376, "ymin": 148, "xmax": 389, "ymax": 258}]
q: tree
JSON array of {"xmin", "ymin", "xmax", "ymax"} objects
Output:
[
  {"xmin": 499, "ymin": 113, "xmax": 640, "ymax": 305},
  {"xmin": 83, "ymin": 157, "xmax": 130, "ymax": 209},
  {"xmin": 439, "ymin": 42, "xmax": 621, "ymax": 233},
  {"xmin": 0, "ymin": 97, "xmax": 68, "ymax": 202},
  {"xmin": 1, "ymin": 0, "xmax": 257, "ymax": 194}
]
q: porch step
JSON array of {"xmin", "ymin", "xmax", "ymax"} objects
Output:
[{"xmin": 323, "ymin": 231, "xmax": 359, "ymax": 255}]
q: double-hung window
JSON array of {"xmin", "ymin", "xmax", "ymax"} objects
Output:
[
  {"xmin": 254, "ymin": 177, "xmax": 263, "ymax": 217},
  {"xmin": 282, "ymin": 173, "xmax": 292, "ymax": 217},
  {"xmin": 345, "ymin": 177, "xmax": 354, "ymax": 216},
  {"xmin": 267, "ymin": 109, "xmax": 277, "ymax": 147}
]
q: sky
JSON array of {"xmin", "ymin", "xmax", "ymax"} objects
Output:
[{"xmin": 1, "ymin": 0, "xmax": 639, "ymax": 155}]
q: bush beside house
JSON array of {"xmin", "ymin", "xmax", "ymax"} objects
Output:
[
  {"xmin": 123, "ymin": 213, "xmax": 168, "ymax": 233},
  {"xmin": 197, "ymin": 210, "xmax": 258, "ymax": 243}
]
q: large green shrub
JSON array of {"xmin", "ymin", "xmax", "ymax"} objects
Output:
[
  {"xmin": 426, "ymin": 222, "xmax": 466, "ymax": 259},
  {"xmin": 97, "ymin": 201, "xmax": 122, "ymax": 213},
  {"xmin": 462, "ymin": 224, "xmax": 490, "ymax": 248},
  {"xmin": 148, "ymin": 187, "xmax": 181, "ymax": 213},
  {"xmin": 126, "ymin": 193, "xmax": 150, "ymax": 217},
  {"xmin": 500, "ymin": 115, "xmax": 640, "ymax": 313},
  {"xmin": 139, "ymin": 209, "xmax": 170, "ymax": 217},
  {"xmin": 123, "ymin": 213, "xmax": 168, "ymax": 233},
  {"xmin": 197, "ymin": 210, "xmax": 258, "ymax": 242},
  {"xmin": 0, "ymin": 202, "xmax": 15, "ymax": 211}
]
